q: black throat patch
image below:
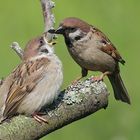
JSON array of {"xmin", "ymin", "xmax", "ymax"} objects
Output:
[{"xmin": 64, "ymin": 36, "xmax": 73, "ymax": 48}]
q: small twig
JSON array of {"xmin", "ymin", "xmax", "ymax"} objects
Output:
[
  {"xmin": 10, "ymin": 42, "xmax": 24, "ymax": 59},
  {"xmin": 10, "ymin": 0, "xmax": 56, "ymax": 59},
  {"xmin": 40, "ymin": 0, "xmax": 55, "ymax": 42}
]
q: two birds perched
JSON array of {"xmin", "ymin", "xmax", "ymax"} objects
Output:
[{"xmin": 0, "ymin": 17, "xmax": 130, "ymax": 123}]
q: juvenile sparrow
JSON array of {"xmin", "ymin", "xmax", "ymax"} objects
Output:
[
  {"xmin": 0, "ymin": 35, "xmax": 63, "ymax": 123},
  {"xmin": 49, "ymin": 17, "xmax": 130, "ymax": 104}
]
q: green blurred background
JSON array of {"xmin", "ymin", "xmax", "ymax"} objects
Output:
[{"xmin": 0, "ymin": 0, "xmax": 139, "ymax": 140}]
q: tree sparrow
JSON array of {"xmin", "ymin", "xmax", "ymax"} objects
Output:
[
  {"xmin": 0, "ymin": 35, "xmax": 63, "ymax": 123},
  {"xmin": 49, "ymin": 17, "xmax": 130, "ymax": 104}
]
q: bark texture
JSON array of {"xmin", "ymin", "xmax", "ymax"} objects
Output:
[{"xmin": 0, "ymin": 78, "xmax": 109, "ymax": 140}]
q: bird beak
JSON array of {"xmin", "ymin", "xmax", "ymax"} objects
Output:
[
  {"xmin": 48, "ymin": 26, "xmax": 64, "ymax": 34},
  {"xmin": 55, "ymin": 26, "xmax": 64, "ymax": 34},
  {"xmin": 43, "ymin": 33, "xmax": 57, "ymax": 46},
  {"xmin": 48, "ymin": 41, "xmax": 57, "ymax": 46}
]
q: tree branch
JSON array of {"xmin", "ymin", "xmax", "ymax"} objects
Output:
[
  {"xmin": 0, "ymin": 77, "xmax": 109, "ymax": 140},
  {"xmin": 10, "ymin": 42, "xmax": 24, "ymax": 59},
  {"xmin": 40, "ymin": 0, "xmax": 56, "ymax": 42}
]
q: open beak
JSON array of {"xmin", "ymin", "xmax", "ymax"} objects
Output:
[
  {"xmin": 48, "ymin": 26, "xmax": 64, "ymax": 34},
  {"xmin": 43, "ymin": 33, "xmax": 56, "ymax": 46}
]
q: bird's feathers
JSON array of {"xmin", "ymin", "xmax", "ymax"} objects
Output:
[
  {"xmin": 108, "ymin": 73, "xmax": 130, "ymax": 104},
  {"xmin": 91, "ymin": 27, "xmax": 125, "ymax": 64},
  {"xmin": 1, "ymin": 57, "xmax": 50, "ymax": 119}
]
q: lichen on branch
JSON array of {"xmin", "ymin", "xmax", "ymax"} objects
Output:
[{"xmin": 0, "ymin": 77, "xmax": 109, "ymax": 140}]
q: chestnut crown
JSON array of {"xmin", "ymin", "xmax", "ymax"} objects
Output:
[
  {"xmin": 23, "ymin": 35, "xmax": 54, "ymax": 60},
  {"xmin": 48, "ymin": 17, "xmax": 91, "ymax": 35},
  {"xmin": 60, "ymin": 17, "xmax": 90, "ymax": 32}
]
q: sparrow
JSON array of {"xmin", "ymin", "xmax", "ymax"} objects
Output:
[
  {"xmin": 48, "ymin": 17, "xmax": 130, "ymax": 104},
  {"xmin": 0, "ymin": 34, "xmax": 63, "ymax": 123}
]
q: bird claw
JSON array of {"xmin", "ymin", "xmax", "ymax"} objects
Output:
[
  {"xmin": 32, "ymin": 113, "xmax": 48, "ymax": 123},
  {"xmin": 91, "ymin": 76, "xmax": 104, "ymax": 82},
  {"xmin": 71, "ymin": 79, "xmax": 79, "ymax": 85},
  {"xmin": 91, "ymin": 71, "xmax": 111, "ymax": 82},
  {"xmin": 71, "ymin": 76, "xmax": 83, "ymax": 85}
]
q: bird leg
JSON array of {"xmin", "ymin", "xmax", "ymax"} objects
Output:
[
  {"xmin": 72, "ymin": 68, "xmax": 88, "ymax": 84},
  {"xmin": 92, "ymin": 71, "xmax": 111, "ymax": 82},
  {"xmin": 32, "ymin": 112, "xmax": 48, "ymax": 123},
  {"xmin": 72, "ymin": 76, "xmax": 83, "ymax": 85}
]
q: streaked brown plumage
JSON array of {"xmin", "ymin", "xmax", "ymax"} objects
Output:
[{"xmin": 49, "ymin": 17, "xmax": 130, "ymax": 104}]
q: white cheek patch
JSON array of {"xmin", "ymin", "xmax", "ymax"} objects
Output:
[
  {"xmin": 43, "ymin": 44, "xmax": 54, "ymax": 54},
  {"xmin": 69, "ymin": 30, "xmax": 81, "ymax": 41}
]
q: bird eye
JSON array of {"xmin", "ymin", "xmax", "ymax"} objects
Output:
[
  {"xmin": 101, "ymin": 39, "xmax": 107, "ymax": 45},
  {"xmin": 39, "ymin": 39, "xmax": 44, "ymax": 45},
  {"xmin": 70, "ymin": 27, "xmax": 76, "ymax": 31},
  {"xmin": 70, "ymin": 27, "xmax": 75, "ymax": 30},
  {"xmin": 75, "ymin": 35, "xmax": 82, "ymax": 41},
  {"xmin": 67, "ymin": 27, "xmax": 76, "ymax": 33}
]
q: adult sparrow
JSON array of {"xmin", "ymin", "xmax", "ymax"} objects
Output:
[
  {"xmin": 0, "ymin": 34, "xmax": 63, "ymax": 123},
  {"xmin": 49, "ymin": 17, "xmax": 130, "ymax": 104}
]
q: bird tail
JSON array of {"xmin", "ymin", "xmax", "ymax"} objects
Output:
[{"xmin": 108, "ymin": 73, "xmax": 131, "ymax": 104}]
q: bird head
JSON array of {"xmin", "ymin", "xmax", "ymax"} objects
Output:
[
  {"xmin": 23, "ymin": 34, "xmax": 55, "ymax": 61},
  {"xmin": 48, "ymin": 17, "xmax": 91, "ymax": 42}
]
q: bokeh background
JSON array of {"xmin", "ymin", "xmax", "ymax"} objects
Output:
[{"xmin": 0, "ymin": 0, "xmax": 139, "ymax": 140}]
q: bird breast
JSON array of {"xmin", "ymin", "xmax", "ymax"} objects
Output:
[
  {"xmin": 68, "ymin": 33, "xmax": 116, "ymax": 73},
  {"xmin": 17, "ymin": 55, "xmax": 63, "ymax": 115}
]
